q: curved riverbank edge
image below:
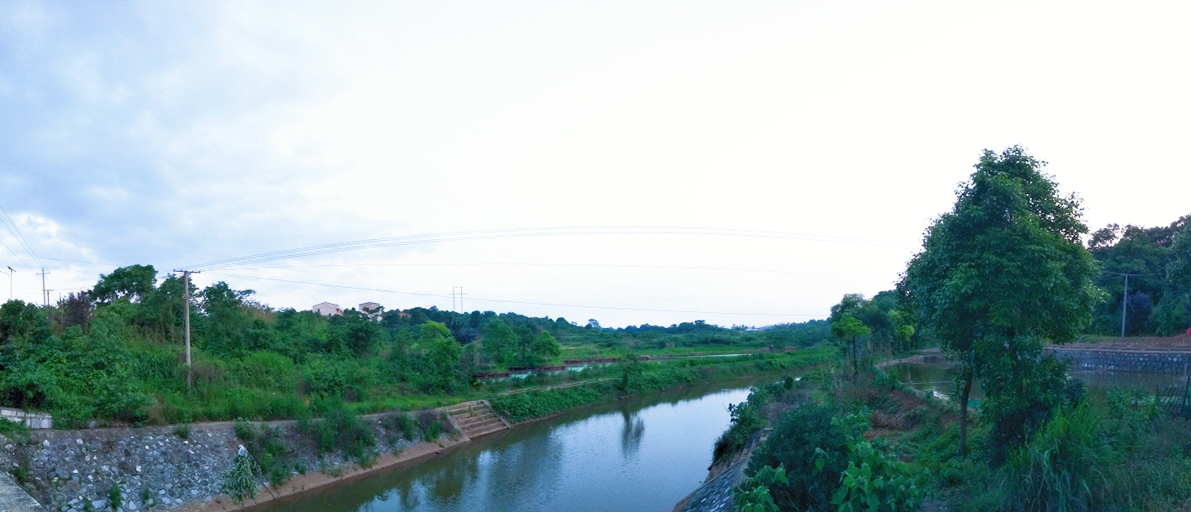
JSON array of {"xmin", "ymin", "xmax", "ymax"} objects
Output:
[
  {"xmin": 180, "ymin": 436, "xmax": 471, "ymax": 512},
  {"xmin": 185, "ymin": 372, "xmax": 809, "ymax": 512}
]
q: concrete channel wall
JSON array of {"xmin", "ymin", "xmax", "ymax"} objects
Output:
[{"xmin": 1047, "ymin": 347, "xmax": 1191, "ymax": 374}]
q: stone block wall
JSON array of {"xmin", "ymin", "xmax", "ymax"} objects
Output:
[
  {"xmin": 0, "ymin": 408, "xmax": 52, "ymax": 429},
  {"xmin": 1048, "ymin": 348, "xmax": 1191, "ymax": 374}
]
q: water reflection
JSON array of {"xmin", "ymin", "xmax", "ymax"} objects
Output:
[
  {"xmin": 620, "ymin": 409, "xmax": 645, "ymax": 459},
  {"xmin": 261, "ymin": 378, "xmax": 775, "ymax": 512}
]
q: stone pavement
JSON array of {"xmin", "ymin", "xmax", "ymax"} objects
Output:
[
  {"xmin": 674, "ymin": 459, "xmax": 748, "ymax": 512},
  {"xmin": 0, "ymin": 471, "xmax": 45, "ymax": 511}
]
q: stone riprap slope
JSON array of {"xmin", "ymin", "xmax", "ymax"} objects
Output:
[
  {"xmin": 2, "ymin": 425, "xmax": 240, "ymax": 511},
  {"xmin": 0, "ymin": 413, "xmax": 434, "ymax": 512}
]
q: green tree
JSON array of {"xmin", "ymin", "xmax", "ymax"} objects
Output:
[
  {"xmin": 530, "ymin": 331, "xmax": 561, "ymax": 364},
  {"xmin": 831, "ymin": 314, "xmax": 870, "ymax": 378},
  {"xmin": 898, "ymin": 146, "xmax": 1098, "ymax": 456},
  {"xmin": 616, "ymin": 350, "xmax": 643, "ymax": 393},
  {"xmin": 135, "ymin": 274, "xmax": 194, "ymax": 343},
  {"xmin": 91, "ymin": 264, "xmax": 157, "ymax": 303},
  {"xmin": 419, "ymin": 321, "xmax": 463, "ymax": 393},
  {"xmin": 199, "ymin": 282, "xmax": 253, "ymax": 356},
  {"xmin": 0, "ymin": 300, "xmax": 50, "ymax": 344},
  {"xmin": 329, "ymin": 310, "xmax": 384, "ymax": 357},
  {"xmin": 480, "ymin": 319, "xmax": 516, "ymax": 366}
]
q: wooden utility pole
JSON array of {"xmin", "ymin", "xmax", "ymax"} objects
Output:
[{"xmin": 175, "ymin": 269, "xmax": 200, "ymax": 390}]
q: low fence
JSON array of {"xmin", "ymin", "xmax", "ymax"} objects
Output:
[{"xmin": 0, "ymin": 407, "xmax": 53, "ymax": 429}]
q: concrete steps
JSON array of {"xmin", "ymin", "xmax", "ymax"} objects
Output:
[{"xmin": 445, "ymin": 400, "xmax": 510, "ymax": 440}]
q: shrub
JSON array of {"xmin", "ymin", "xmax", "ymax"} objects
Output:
[
  {"xmin": 108, "ymin": 482, "xmax": 122, "ymax": 512},
  {"xmin": 734, "ymin": 465, "xmax": 787, "ymax": 512},
  {"xmin": 10, "ymin": 455, "xmax": 28, "ymax": 485},
  {"xmin": 748, "ymin": 403, "xmax": 850, "ymax": 511},
  {"xmin": 398, "ymin": 413, "xmax": 416, "ymax": 441},
  {"xmin": 824, "ymin": 436, "xmax": 929, "ymax": 511},
  {"xmin": 489, "ymin": 385, "xmax": 605, "ymax": 422},
  {"xmin": 426, "ymin": 421, "xmax": 442, "ymax": 441},
  {"xmin": 306, "ymin": 402, "xmax": 375, "ymax": 462},
  {"xmin": 221, "ymin": 449, "xmax": 259, "ymax": 504},
  {"xmin": 0, "ymin": 417, "xmax": 31, "ymax": 445},
  {"xmin": 233, "ymin": 418, "xmax": 255, "ymax": 442},
  {"xmin": 173, "ymin": 423, "xmax": 191, "ymax": 439}
]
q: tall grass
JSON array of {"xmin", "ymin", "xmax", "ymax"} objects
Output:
[{"xmin": 1003, "ymin": 404, "xmax": 1110, "ymax": 512}]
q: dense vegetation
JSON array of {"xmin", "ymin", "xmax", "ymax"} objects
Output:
[
  {"xmin": 490, "ymin": 349, "xmax": 833, "ymax": 423},
  {"xmin": 726, "ymin": 147, "xmax": 1191, "ymax": 512},
  {"xmin": 0, "ymin": 270, "xmax": 833, "ymax": 427},
  {"xmin": 1087, "ymin": 214, "xmax": 1191, "ymax": 336}
]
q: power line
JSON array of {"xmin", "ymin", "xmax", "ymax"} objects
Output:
[
  {"xmin": 0, "ymin": 203, "xmax": 44, "ymax": 269},
  {"xmin": 0, "ymin": 235, "xmax": 31, "ymax": 268},
  {"xmin": 218, "ymin": 261, "xmax": 888, "ymax": 278},
  {"xmin": 185, "ymin": 226, "xmax": 910, "ymax": 271},
  {"xmin": 205, "ymin": 271, "xmax": 822, "ymax": 318}
]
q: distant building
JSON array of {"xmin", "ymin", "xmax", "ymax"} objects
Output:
[
  {"xmin": 313, "ymin": 302, "xmax": 343, "ymax": 317},
  {"xmin": 359, "ymin": 302, "xmax": 382, "ymax": 321}
]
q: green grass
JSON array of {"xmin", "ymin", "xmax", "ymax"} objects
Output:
[
  {"xmin": 491, "ymin": 348, "xmax": 833, "ymax": 423},
  {"xmin": 0, "ymin": 418, "xmax": 31, "ymax": 445}
]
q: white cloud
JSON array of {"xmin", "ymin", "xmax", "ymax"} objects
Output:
[{"xmin": 1, "ymin": 0, "xmax": 1189, "ymax": 325}]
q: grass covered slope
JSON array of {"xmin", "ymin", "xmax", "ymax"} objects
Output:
[{"xmin": 491, "ymin": 349, "xmax": 833, "ymax": 423}]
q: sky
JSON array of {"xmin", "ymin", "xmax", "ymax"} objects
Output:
[{"xmin": 1, "ymin": 1, "xmax": 1189, "ymax": 328}]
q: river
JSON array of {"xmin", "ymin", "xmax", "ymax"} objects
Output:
[{"xmin": 259, "ymin": 377, "xmax": 777, "ymax": 512}]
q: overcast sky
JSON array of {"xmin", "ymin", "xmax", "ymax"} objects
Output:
[{"xmin": 1, "ymin": 1, "xmax": 1189, "ymax": 328}]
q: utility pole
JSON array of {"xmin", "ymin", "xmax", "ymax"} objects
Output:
[
  {"xmin": 451, "ymin": 286, "xmax": 466, "ymax": 312},
  {"xmin": 174, "ymin": 269, "xmax": 200, "ymax": 390},
  {"xmin": 36, "ymin": 267, "xmax": 49, "ymax": 307},
  {"xmin": 1110, "ymin": 271, "xmax": 1161, "ymax": 337},
  {"xmin": 1120, "ymin": 273, "xmax": 1129, "ymax": 338}
]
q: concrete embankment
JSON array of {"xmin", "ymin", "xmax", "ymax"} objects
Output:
[
  {"xmin": 1048, "ymin": 345, "xmax": 1191, "ymax": 373},
  {"xmin": 0, "ymin": 472, "xmax": 46, "ymax": 511},
  {"xmin": 0, "ymin": 402, "xmax": 509, "ymax": 512},
  {"xmin": 672, "ymin": 429, "xmax": 769, "ymax": 512}
]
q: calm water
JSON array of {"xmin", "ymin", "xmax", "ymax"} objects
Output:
[
  {"xmin": 261, "ymin": 378, "xmax": 775, "ymax": 512},
  {"xmin": 895, "ymin": 361, "xmax": 1187, "ymax": 402}
]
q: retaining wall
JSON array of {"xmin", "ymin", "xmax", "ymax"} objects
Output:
[
  {"xmin": 1047, "ymin": 348, "xmax": 1191, "ymax": 374},
  {"xmin": 0, "ymin": 408, "xmax": 52, "ymax": 429}
]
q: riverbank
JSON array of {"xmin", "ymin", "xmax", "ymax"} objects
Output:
[
  {"xmin": 491, "ymin": 349, "xmax": 833, "ymax": 423},
  {"xmin": 1, "ymin": 351, "xmax": 828, "ymax": 512},
  {"xmin": 182, "ymin": 435, "xmax": 470, "ymax": 512},
  {"xmin": 0, "ymin": 409, "xmax": 453, "ymax": 512}
]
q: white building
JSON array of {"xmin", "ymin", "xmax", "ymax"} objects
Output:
[
  {"xmin": 313, "ymin": 302, "xmax": 343, "ymax": 317},
  {"xmin": 359, "ymin": 302, "xmax": 382, "ymax": 321}
]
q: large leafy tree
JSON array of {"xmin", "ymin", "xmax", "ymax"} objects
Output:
[
  {"xmin": 91, "ymin": 264, "xmax": 158, "ymax": 303},
  {"xmin": 419, "ymin": 321, "xmax": 463, "ymax": 393},
  {"xmin": 898, "ymin": 146, "xmax": 1098, "ymax": 456},
  {"xmin": 530, "ymin": 331, "xmax": 562, "ymax": 364},
  {"xmin": 480, "ymin": 319, "xmax": 517, "ymax": 365},
  {"xmin": 830, "ymin": 314, "xmax": 869, "ymax": 378}
]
